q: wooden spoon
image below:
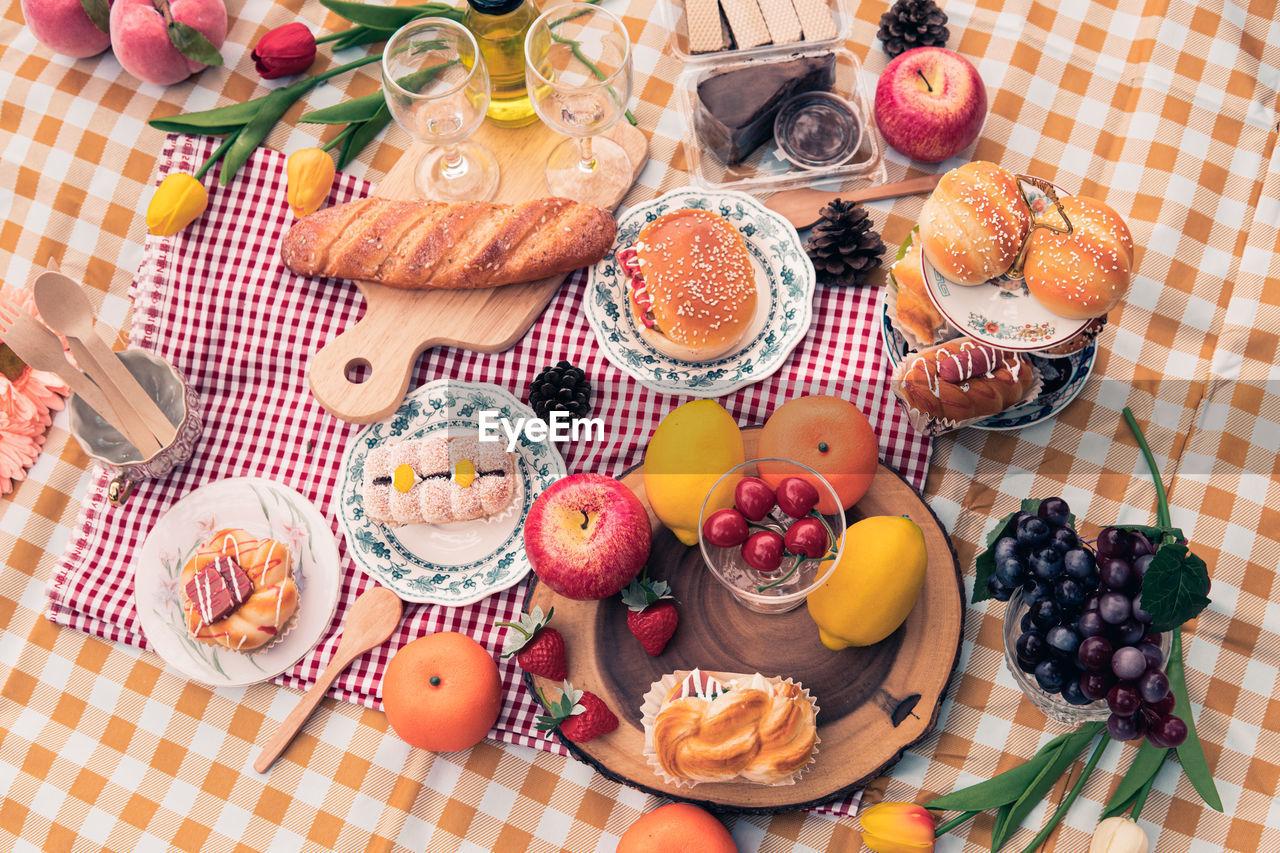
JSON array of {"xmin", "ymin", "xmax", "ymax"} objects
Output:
[
  {"xmin": 254, "ymin": 587, "xmax": 404, "ymax": 774},
  {"xmin": 764, "ymin": 174, "xmax": 943, "ymax": 230},
  {"xmin": 32, "ymin": 271, "xmax": 177, "ymax": 449}
]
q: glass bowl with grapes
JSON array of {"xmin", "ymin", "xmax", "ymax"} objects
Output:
[
  {"xmin": 698, "ymin": 458, "xmax": 845, "ymax": 615},
  {"xmin": 996, "ymin": 498, "xmax": 1185, "ymax": 747}
]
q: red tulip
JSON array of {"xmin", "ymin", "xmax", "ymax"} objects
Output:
[
  {"xmin": 859, "ymin": 802, "xmax": 936, "ymax": 853},
  {"xmin": 251, "ymin": 23, "xmax": 316, "ymax": 79}
]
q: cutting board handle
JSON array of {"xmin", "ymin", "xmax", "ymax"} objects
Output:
[{"xmin": 309, "ymin": 287, "xmax": 440, "ymax": 425}]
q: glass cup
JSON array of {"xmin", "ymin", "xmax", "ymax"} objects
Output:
[
  {"xmin": 382, "ymin": 19, "xmax": 500, "ymax": 201},
  {"xmin": 1002, "ymin": 587, "xmax": 1172, "ymax": 725},
  {"xmin": 524, "ymin": 3, "xmax": 633, "ymax": 205},
  {"xmin": 697, "ymin": 458, "xmax": 845, "ymax": 614}
]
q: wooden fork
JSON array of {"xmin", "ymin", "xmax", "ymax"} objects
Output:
[{"xmin": 0, "ymin": 298, "xmax": 161, "ymax": 455}]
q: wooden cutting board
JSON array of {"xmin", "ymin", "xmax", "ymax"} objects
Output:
[
  {"xmin": 308, "ymin": 121, "xmax": 649, "ymax": 424},
  {"xmin": 523, "ymin": 430, "xmax": 965, "ymax": 812}
]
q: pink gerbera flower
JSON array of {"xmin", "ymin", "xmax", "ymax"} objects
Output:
[{"xmin": 0, "ymin": 283, "xmax": 70, "ymax": 495}]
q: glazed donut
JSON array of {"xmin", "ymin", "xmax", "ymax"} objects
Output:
[{"xmin": 180, "ymin": 528, "xmax": 298, "ymax": 652}]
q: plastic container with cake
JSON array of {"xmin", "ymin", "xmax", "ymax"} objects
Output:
[{"xmin": 677, "ymin": 46, "xmax": 886, "ymax": 193}]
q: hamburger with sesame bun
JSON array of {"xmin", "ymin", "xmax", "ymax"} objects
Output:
[
  {"xmin": 619, "ymin": 208, "xmax": 759, "ymax": 362},
  {"xmin": 1023, "ymin": 195, "xmax": 1134, "ymax": 319}
]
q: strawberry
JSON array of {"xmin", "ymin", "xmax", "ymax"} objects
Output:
[
  {"xmin": 495, "ymin": 606, "xmax": 567, "ymax": 681},
  {"xmin": 535, "ymin": 682, "xmax": 619, "ymax": 743},
  {"xmin": 621, "ymin": 577, "xmax": 678, "ymax": 656}
]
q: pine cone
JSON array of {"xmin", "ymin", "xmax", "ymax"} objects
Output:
[
  {"xmin": 878, "ymin": 0, "xmax": 949, "ymax": 59},
  {"xmin": 528, "ymin": 361, "xmax": 592, "ymax": 423},
  {"xmin": 805, "ymin": 200, "xmax": 886, "ymax": 288}
]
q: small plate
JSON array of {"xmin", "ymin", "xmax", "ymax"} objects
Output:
[
  {"xmin": 586, "ymin": 188, "xmax": 815, "ymax": 397},
  {"xmin": 879, "ymin": 292, "xmax": 1097, "ymax": 431},
  {"xmin": 133, "ymin": 478, "xmax": 342, "ymax": 687},
  {"xmin": 336, "ymin": 380, "xmax": 566, "ymax": 605},
  {"xmin": 920, "ymin": 177, "xmax": 1093, "ymax": 353}
]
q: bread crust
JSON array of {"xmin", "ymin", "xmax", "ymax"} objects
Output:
[
  {"xmin": 919, "ymin": 161, "xmax": 1031, "ymax": 286},
  {"xmin": 1024, "ymin": 196, "xmax": 1133, "ymax": 319},
  {"xmin": 280, "ymin": 197, "xmax": 617, "ymax": 290}
]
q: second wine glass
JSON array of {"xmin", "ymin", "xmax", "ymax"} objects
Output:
[
  {"xmin": 524, "ymin": 3, "xmax": 633, "ymax": 206},
  {"xmin": 382, "ymin": 19, "xmax": 500, "ymax": 201}
]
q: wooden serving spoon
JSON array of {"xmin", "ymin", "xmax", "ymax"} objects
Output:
[
  {"xmin": 764, "ymin": 174, "xmax": 943, "ymax": 230},
  {"xmin": 254, "ymin": 586, "xmax": 403, "ymax": 774}
]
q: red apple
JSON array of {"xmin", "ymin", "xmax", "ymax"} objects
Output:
[
  {"xmin": 874, "ymin": 47, "xmax": 987, "ymax": 163},
  {"xmin": 524, "ymin": 473, "xmax": 651, "ymax": 600}
]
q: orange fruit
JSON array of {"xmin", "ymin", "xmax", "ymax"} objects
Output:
[
  {"xmin": 757, "ymin": 395, "xmax": 879, "ymax": 514},
  {"xmin": 381, "ymin": 631, "xmax": 501, "ymax": 752},
  {"xmin": 616, "ymin": 803, "xmax": 738, "ymax": 853}
]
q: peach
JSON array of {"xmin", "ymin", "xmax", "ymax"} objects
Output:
[
  {"xmin": 109, "ymin": 0, "xmax": 226, "ymax": 86},
  {"xmin": 20, "ymin": 0, "xmax": 112, "ymax": 58}
]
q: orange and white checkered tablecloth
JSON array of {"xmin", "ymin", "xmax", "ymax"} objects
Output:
[{"xmin": 2, "ymin": 0, "xmax": 1278, "ymax": 850}]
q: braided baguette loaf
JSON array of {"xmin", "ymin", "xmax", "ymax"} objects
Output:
[
  {"xmin": 893, "ymin": 338, "xmax": 1037, "ymax": 433},
  {"xmin": 280, "ymin": 197, "xmax": 617, "ymax": 290}
]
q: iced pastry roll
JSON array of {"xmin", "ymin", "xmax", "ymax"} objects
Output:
[{"xmin": 362, "ymin": 435, "xmax": 516, "ymax": 526}]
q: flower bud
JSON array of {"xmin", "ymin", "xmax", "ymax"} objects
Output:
[
  {"xmin": 286, "ymin": 148, "xmax": 336, "ymax": 217},
  {"xmin": 1089, "ymin": 817, "xmax": 1149, "ymax": 853},
  {"xmin": 146, "ymin": 173, "xmax": 209, "ymax": 237},
  {"xmin": 252, "ymin": 22, "xmax": 317, "ymax": 79},
  {"xmin": 859, "ymin": 802, "xmax": 936, "ymax": 853}
]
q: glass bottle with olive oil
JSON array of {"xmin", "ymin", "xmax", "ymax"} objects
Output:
[{"xmin": 465, "ymin": 0, "xmax": 540, "ymax": 128}]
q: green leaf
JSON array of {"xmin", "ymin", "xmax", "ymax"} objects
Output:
[
  {"xmin": 1112, "ymin": 523, "xmax": 1185, "ymax": 545},
  {"xmin": 972, "ymin": 504, "xmax": 1034, "ymax": 604},
  {"xmin": 1143, "ymin": 543, "xmax": 1211, "ymax": 632},
  {"xmin": 320, "ymin": 0, "xmax": 462, "ymax": 29},
  {"xmin": 301, "ymin": 92, "xmax": 386, "ymax": 125},
  {"xmin": 331, "ymin": 25, "xmax": 398, "ymax": 50},
  {"xmin": 219, "ymin": 76, "xmax": 323, "ymax": 186},
  {"xmin": 1169, "ymin": 628, "xmax": 1223, "ymax": 811},
  {"xmin": 80, "ymin": 0, "xmax": 110, "ymax": 34},
  {"xmin": 150, "ymin": 98, "xmax": 269, "ymax": 134},
  {"xmin": 991, "ymin": 723, "xmax": 1104, "ymax": 852},
  {"xmin": 1101, "ymin": 741, "xmax": 1167, "ymax": 818},
  {"xmin": 895, "ymin": 227, "xmax": 917, "ymax": 262},
  {"xmin": 167, "ymin": 20, "xmax": 224, "ymax": 67},
  {"xmin": 336, "ymin": 102, "xmax": 392, "ymax": 169},
  {"xmin": 927, "ymin": 729, "xmax": 1074, "ymax": 812}
]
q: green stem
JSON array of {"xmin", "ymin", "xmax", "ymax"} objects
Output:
[
  {"xmin": 193, "ymin": 132, "xmax": 239, "ymax": 180},
  {"xmin": 315, "ymin": 31, "xmax": 345, "ymax": 44},
  {"xmin": 933, "ymin": 810, "xmax": 979, "ymax": 838},
  {"xmin": 1122, "ymin": 406, "xmax": 1171, "ymax": 530},
  {"xmin": 1017, "ymin": 735, "xmax": 1110, "ymax": 853},
  {"xmin": 320, "ymin": 123, "xmax": 359, "ymax": 152},
  {"xmin": 756, "ymin": 554, "xmax": 803, "ymax": 592},
  {"xmin": 1128, "ymin": 750, "xmax": 1167, "ymax": 822},
  {"xmin": 546, "ymin": 11, "xmax": 638, "ymax": 127},
  {"xmin": 313, "ymin": 51, "xmax": 383, "ymax": 83}
]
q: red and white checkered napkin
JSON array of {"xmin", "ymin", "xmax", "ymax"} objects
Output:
[{"xmin": 47, "ymin": 134, "xmax": 931, "ymax": 781}]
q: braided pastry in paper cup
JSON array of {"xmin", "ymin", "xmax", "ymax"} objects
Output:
[{"xmin": 641, "ymin": 669, "xmax": 819, "ymax": 787}]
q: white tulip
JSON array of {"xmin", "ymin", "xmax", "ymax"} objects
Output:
[{"xmin": 1089, "ymin": 817, "xmax": 1149, "ymax": 853}]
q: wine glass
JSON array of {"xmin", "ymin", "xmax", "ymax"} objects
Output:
[
  {"xmin": 382, "ymin": 19, "xmax": 500, "ymax": 201},
  {"xmin": 524, "ymin": 3, "xmax": 633, "ymax": 205}
]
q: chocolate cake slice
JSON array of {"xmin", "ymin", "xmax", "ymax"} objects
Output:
[{"xmin": 695, "ymin": 53, "xmax": 837, "ymax": 166}]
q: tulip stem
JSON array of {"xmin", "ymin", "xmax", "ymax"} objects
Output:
[
  {"xmin": 193, "ymin": 132, "xmax": 240, "ymax": 181},
  {"xmin": 315, "ymin": 31, "xmax": 346, "ymax": 45},
  {"xmin": 933, "ymin": 810, "xmax": 979, "ymax": 837},
  {"xmin": 321, "ymin": 123, "xmax": 359, "ymax": 153},
  {"xmin": 1128, "ymin": 750, "xmax": 1167, "ymax": 822},
  {"xmin": 1016, "ymin": 734, "xmax": 1111, "ymax": 853}
]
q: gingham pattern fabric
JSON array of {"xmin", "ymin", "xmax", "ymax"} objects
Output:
[
  {"xmin": 3, "ymin": 0, "xmax": 1279, "ymax": 849},
  {"xmin": 46, "ymin": 131, "xmax": 932, "ymax": 764}
]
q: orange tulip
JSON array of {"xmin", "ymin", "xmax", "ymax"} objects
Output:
[{"xmin": 859, "ymin": 802, "xmax": 936, "ymax": 853}]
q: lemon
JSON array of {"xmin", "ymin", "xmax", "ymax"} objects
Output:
[
  {"xmin": 806, "ymin": 515, "xmax": 928, "ymax": 649},
  {"xmin": 643, "ymin": 400, "xmax": 745, "ymax": 546}
]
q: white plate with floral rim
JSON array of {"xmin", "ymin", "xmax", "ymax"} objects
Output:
[
  {"xmin": 585, "ymin": 188, "xmax": 816, "ymax": 397},
  {"xmin": 336, "ymin": 379, "xmax": 566, "ymax": 606},
  {"xmin": 133, "ymin": 478, "xmax": 342, "ymax": 687},
  {"xmin": 878, "ymin": 292, "xmax": 1098, "ymax": 431},
  {"xmin": 920, "ymin": 176, "xmax": 1094, "ymax": 353}
]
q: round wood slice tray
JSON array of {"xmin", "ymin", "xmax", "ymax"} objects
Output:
[{"xmin": 523, "ymin": 430, "xmax": 964, "ymax": 813}]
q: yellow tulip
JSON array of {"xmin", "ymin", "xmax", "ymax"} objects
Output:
[
  {"xmin": 146, "ymin": 173, "xmax": 208, "ymax": 236},
  {"xmin": 859, "ymin": 802, "xmax": 936, "ymax": 853},
  {"xmin": 286, "ymin": 147, "xmax": 336, "ymax": 217}
]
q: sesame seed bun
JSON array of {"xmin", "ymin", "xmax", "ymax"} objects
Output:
[
  {"xmin": 918, "ymin": 161, "xmax": 1033, "ymax": 286},
  {"xmin": 631, "ymin": 209, "xmax": 759, "ymax": 362},
  {"xmin": 1023, "ymin": 196, "xmax": 1134, "ymax": 320}
]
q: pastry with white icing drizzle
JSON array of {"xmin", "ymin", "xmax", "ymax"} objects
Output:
[{"xmin": 180, "ymin": 528, "xmax": 298, "ymax": 652}]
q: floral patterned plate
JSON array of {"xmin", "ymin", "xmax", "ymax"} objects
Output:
[
  {"xmin": 585, "ymin": 188, "xmax": 816, "ymax": 397},
  {"xmin": 132, "ymin": 478, "xmax": 342, "ymax": 687},
  {"xmin": 336, "ymin": 380, "xmax": 566, "ymax": 605},
  {"xmin": 879, "ymin": 292, "xmax": 1097, "ymax": 431},
  {"xmin": 920, "ymin": 177, "xmax": 1093, "ymax": 353}
]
